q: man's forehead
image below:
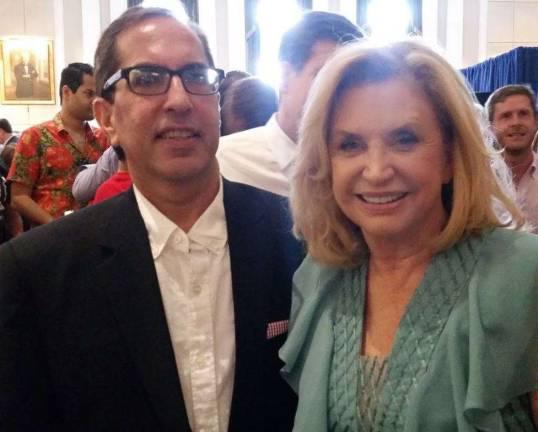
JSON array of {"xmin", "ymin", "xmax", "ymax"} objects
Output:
[
  {"xmin": 116, "ymin": 17, "xmax": 205, "ymax": 67},
  {"xmin": 303, "ymin": 40, "xmax": 337, "ymax": 69},
  {"xmin": 80, "ymin": 73, "xmax": 95, "ymax": 88},
  {"xmin": 82, "ymin": 73, "xmax": 95, "ymax": 83},
  {"xmin": 496, "ymin": 94, "xmax": 534, "ymax": 111}
]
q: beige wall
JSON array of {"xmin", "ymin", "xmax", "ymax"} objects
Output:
[
  {"xmin": 3, "ymin": 0, "xmax": 538, "ymax": 130},
  {"xmin": 0, "ymin": 0, "xmax": 124, "ymax": 131},
  {"xmin": 487, "ymin": 0, "xmax": 538, "ymax": 58},
  {"xmin": 0, "ymin": 0, "xmax": 58, "ymax": 131}
]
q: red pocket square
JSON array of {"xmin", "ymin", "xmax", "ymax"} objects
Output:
[{"xmin": 266, "ymin": 320, "xmax": 289, "ymax": 339}]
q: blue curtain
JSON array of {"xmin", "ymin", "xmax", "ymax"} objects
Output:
[{"xmin": 461, "ymin": 47, "xmax": 538, "ymax": 96}]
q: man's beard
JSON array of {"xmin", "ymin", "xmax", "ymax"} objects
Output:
[
  {"xmin": 503, "ymin": 145, "xmax": 530, "ymax": 157},
  {"xmin": 498, "ymin": 125, "xmax": 536, "ymax": 156},
  {"xmin": 78, "ymin": 108, "xmax": 95, "ymax": 122}
]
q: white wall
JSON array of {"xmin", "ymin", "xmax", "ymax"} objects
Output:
[
  {"xmin": 3, "ymin": 0, "xmax": 538, "ymax": 130},
  {"xmin": 487, "ymin": 0, "xmax": 538, "ymax": 58},
  {"xmin": 0, "ymin": 0, "xmax": 126, "ymax": 131},
  {"xmin": 397, "ymin": 0, "xmax": 538, "ymax": 66},
  {"xmin": 0, "ymin": 0, "xmax": 58, "ymax": 131},
  {"xmin": 421, "ymin": 0, "xmax": 489, "ymax": 67}
]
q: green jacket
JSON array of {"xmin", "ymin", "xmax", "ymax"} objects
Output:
[{"xmin": 281, "ymin": 228, "xmax": 538, "ymax": 431}]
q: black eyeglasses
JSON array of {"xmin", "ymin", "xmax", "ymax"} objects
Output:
[{"xmin": 103, "ymin": 64, "xmax": 225, "ymax": 96}]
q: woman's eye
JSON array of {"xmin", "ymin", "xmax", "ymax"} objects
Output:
[
  {"xmin": 339, "ymin": 138, "xmax": 364, "ymax": 152},
  {"xmin": 394, "ymin": 131, "xmax": 419, "ymax": 148}
]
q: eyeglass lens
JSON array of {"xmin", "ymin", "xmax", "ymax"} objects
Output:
[{"xmin": 127, "ymin": 66, "xmax": 220, "ymax": 95}]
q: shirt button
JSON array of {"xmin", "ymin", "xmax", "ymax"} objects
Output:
[{"xmin": 193, "ymin": 284, "xmax": 201, "ymax": 294}]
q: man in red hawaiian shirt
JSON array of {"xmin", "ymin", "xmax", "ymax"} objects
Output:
[{"xmin": 8, "ymin": 63, "xmax": 108, "ymax": 226}]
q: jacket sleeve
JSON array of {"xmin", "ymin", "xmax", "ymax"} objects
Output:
[
  {"xmin": 0, "ymin": 241, "xmax": 56, "ymax": 430},
  {"xmin": 72, "ymin": 146, "xmax": 119, "ymax": 203}
]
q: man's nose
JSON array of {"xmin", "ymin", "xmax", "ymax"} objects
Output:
[{"xmin": 164, "ymin": 75, "xmax": 194, "ymax": 111}]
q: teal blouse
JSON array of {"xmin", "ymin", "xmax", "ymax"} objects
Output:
[{"xmin": 280, "ymin": 229, "xmax": 538, "ymax": 431}]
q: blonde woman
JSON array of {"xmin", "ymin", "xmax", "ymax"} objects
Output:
[{"xmin": 280, "ymin": 40, "xmax": 538, "ymax": 431}]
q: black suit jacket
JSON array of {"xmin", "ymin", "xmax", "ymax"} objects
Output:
[{"xmin": 0, "ymin": 180, "xmax": 303, "ymax": 431}]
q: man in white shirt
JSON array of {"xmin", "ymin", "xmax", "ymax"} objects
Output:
[
  {"xmin": 486, "ymin": 85, "xmax": 538, "ymax": 231},
  {"xmin": 0, "ymin": 7, "xmax": 303, "ymax": 432},
  {"xmin": 218, "ymin": 11, "xmax": 363, "ymax": 196}
]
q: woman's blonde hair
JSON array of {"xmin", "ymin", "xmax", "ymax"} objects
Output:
[{"xmin": 291, "ymin": 40, "xmax": 524, "ymax": 268}]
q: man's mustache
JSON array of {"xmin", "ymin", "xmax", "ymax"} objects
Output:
[{"xmin": 505, "ymin": 125, "xmax": 529, "ymax": 134}]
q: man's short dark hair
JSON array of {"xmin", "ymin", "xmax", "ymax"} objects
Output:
[
  {"xmin": 111, "ymin": 145, "xmax": 126, "ymax": 162},
  {"xmin": 0, "ymin": 119, "xmax": 13, "ymax": 134},
  {"xmin": 279, "ymin": 11, "xmax": 363, "ymax": 71},
  {"xmin": 219, "ymin": 70, "xmax": 251, "ymax": 108},
  {"xmin": 486, "ymin": 84, "xmax": 537, "ymax": 122},
  {"xmin": 59, "ymin": 62, "xmax": 94, "ymax": 103},
  {"xmin": 94, "ymin": 6, "xmax": 215, "ymax": 101},
  {"xmin": 222, "ymin": 77, "xmax": 277, "ymax": 134}
]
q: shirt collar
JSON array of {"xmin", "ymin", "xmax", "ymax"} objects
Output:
[
  {"xmin": 134, "ymin": 179, "xmax": 228, "ymax": 259},
  {"xmin": 529, "ymin": 152, "xmax": 538, "ymax": 177},
  {"xmin": 53, "ymin": 112, "xmax": 68, "ymax": 132},
  {"xmin": 268, "ymin": 114, "xmax": 297, "ymax": 177},
  {"xmin": 53, "ymin": 112, "xmax": 93, "ymax": 136}
]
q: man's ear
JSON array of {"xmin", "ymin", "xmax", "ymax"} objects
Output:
[
  {"xmin": 280, "ymin": 62, "xmax": 295, "ymax": 96},
  {"xmin": 61, "ymin": 85, "xmax": 71, "ymax": 104},
  {"xmin": 93, "ymin": 97, "xmax": 119, "ymax": 146}
]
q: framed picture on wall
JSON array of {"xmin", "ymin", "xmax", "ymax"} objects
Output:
[{"xmin": 0, "ymin": 38, "xmax": 55, "ymax": 104}]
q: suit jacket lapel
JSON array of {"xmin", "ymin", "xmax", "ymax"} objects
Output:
[
  {"xmin": 95, "ymin": 190, "xmax": 191, "ymax": 431},
  {"xmin": 223, "ymin": 180, "xmax": 279, "ymax": 422}
]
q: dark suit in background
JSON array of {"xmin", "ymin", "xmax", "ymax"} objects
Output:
[
  {"xmin": 14, "ymin": 62, "xmax": 38, "ymax": 98},
  {"xmin": 0, "ymin": 180, "xmax": 303, "ymax": 431}
]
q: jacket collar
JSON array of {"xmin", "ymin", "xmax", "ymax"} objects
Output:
[{"xmin": 96, "ymin": 190, "xmax": 191, "ymax": 431}]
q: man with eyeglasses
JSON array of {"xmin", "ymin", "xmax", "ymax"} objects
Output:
[{"xmin": 0, "ymin": 7, "xmax": 303, "ymax": 432}]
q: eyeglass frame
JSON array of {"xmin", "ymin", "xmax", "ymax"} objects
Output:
[{"xmin": 102, "ymin": 63, "xmax": 225, "ymax": 97}]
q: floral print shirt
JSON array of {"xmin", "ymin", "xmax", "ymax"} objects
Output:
[{"xmin": 8, "ymin": 113, "xmax": 109, "ymax": 218}]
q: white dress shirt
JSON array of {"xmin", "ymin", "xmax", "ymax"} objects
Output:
[
  {"xmin": 134, "ymin": 182, "xmax": 235, "ymax": 432},
  {"xmin": 517, "ymin": 152, "xmax": 538, "ymax": 233},
  {"xmin": 217, "ymin": 114, "xmax": 296, "ymax": 196}
]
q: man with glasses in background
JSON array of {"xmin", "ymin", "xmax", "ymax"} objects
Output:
[{"xmin": 0, "ymin": 7, "xmax": 303, "ymax": 432}]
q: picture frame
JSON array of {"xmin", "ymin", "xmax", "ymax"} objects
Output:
[{"xmin": 0, "ymin": 38, "xmax": 55, "ymax": 104}]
